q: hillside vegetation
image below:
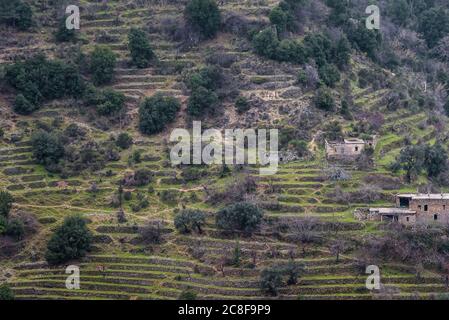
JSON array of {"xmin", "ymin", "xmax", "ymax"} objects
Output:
[{"xmin": 1, "ymin": 0, "xmax": 449, "ymax": 300}]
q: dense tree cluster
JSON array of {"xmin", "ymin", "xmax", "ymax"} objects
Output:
[
  {"xmin": 314, "ymin": 86, "xmax": 335, "ymax": 111},
  {"xmin": 5, "ymin": 55, "xmax": 84, "ymax": 115},
  {"xmin": 138, "ymin": 93, "xmax": 181, "ymax": 135},
  {"xmin": 45, "ymin": 215, "xmax": 92, "ymax": 265},
  {"xmin": 318, "ymin": 63, "xmax": 340, "ymax": 87},
  {"xmin": 346, "ymin": 22, "xmax": 382, "ymax": 60},
  {"xmin": 253, "ymin": 27, "xmax": 307, "ymax": 64},
  {"xmin": 216, "ymin": 202, "xmax": 263, "ymax": 234},
  {"xmin": 184, "ymin": 0, "xmax": 221, "ymax": 39},
  {"xmin": 0, "ymin": 191, "xmax": 13, "ymax": 218},
  {"xmin": 89, "ymin": 46, "xmax": 117, "ymax": 85},
  {"xmin": 174, "ymin": 209, "xmax": 206, "ymax": 234},
  {"xmin": 29, "ymin": 126, "xmax": 120, "ymax": 176},
  {"xmin": 260, "ymin": 261, "xmax": 305, "ymax": 296},
  {"xmin": 252, "ymin": 29, "xmax": 348, "ymax": 87},
  {"xmin": 186, "ymin": 66, "xmax": 222, "ymax": 117},
  {"xmin": 0, "ymin": 284, "xmax": 14, "ymax": 300},
  {"xmin": 418, "ymin": 7, "xmax": 449, "ymax": 48},
  {"xmin": 116, "ymin": 132, "xmax": 133, "ymax": 149},
  {"xmin": 54, "ymin": 16, "xmax": 76, "ymax": 42},
  {"xmin": 392, "ymin": 143, "xmax": 448, "ymax": 182},
  {"xmin": 0, "ymin": 192, "xmax": 33, "ymax": 242},
  {"xmin": 269, "ymin": 5, "xmax": 293, "ymax": 34},
  {"xmin": 92, "ymin": 88, "xmax": 125, "ymax": 116},
  {"xmin": 0, "ymin": 0, "xmax": 32, "ymax": 31},
  {"xmin": 30, "ymin": 130, "xmax": 65, "ymax": 166},
  {"xmin": 128, "ymin": 28, "xmax": 155, "ymax": 68},
  {"xmin": 235, "ymin": 96, "xmax": 250, "ymax": 114}
]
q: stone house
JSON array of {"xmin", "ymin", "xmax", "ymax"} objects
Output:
[
  {"xmin": 325, "ymin": 137, "xmax": 376, "ymax": 160},
  {"xmin": 357, "ymin": 193, "xmax": 449, "ymax": 226}
]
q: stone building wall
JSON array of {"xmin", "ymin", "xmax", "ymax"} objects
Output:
[
  {"xmin": 325, "ymin": 141, "xmax": 365, "ymax": 158},
  {"xmin": 399, "ymin": 198, "xmax": 449, "ymax": 224}
]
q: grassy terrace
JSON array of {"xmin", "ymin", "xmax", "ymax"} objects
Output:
[{"xmin": 1, "ymin": 0, "xmax": 449, "ymax": 301}]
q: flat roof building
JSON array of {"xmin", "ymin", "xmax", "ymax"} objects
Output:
[
  {"xmin": 356, "ymin": 193, "xmax": 449, "ymax": 225},
  {"xmin": 325, "ymin": 137, "xmax": 376, "ymax": 160}
]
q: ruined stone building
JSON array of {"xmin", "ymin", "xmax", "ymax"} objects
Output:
[
  {"xmin": 325, "ymin": 137, "xmax": 376, "ymax": 160},
  {"xmin": 356, "ymin": 193, "xmax": 449, "ymax": 225}
]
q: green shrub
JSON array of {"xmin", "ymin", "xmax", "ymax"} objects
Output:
[
  {"xmin": 284, "ymin": 260, "xmax": 304, "ymax": 285},
  {"xmin": 326, "ymin": 0, "xmax": 350, "ymax": 26},
  {"xmin": 184, "ymin": 0, "xmax": 221, "ymax": 39},
  {"xmin": 182, "ymin": 166, "xmax": 203, "ymax": 182},
  {"xmin": 216, "ymin": 202, "xmax": 263, "ymax": 234},
  {"xmin": 96, "ymin": 89, "xmax": 125, "ymax": 116},
  {"xmin": 296, "ymin": 70, "xmax": 307, "ymax": 85},
  {"xmin": 133, "ymin": 169, "xmax": 153, "ymax": 186},
  {"xmin": 139, "ymin": 93, "xmax": 181, "ymax": 134},
  {"xmin": 186, "ymin": 65, "xmax": 223, "ymax": 91},
  {"xmin": 318, "ymin": 63, "xmax": 340, "ymax": 87},
  {"xmin": 89, "ymin": 46, "xmax": 116, "ymax": 85},
  {"xmin": 5, "ymin": 218, "xmax": 25, "ymax": 240},
  {"xmin": 303, "ymin": 33, "xmax": 332, "ymax": 67},
  {"xmin": 0, "ymin": 0, "xmax": 32, "ymax": 31},
  {"xmin": 0, "ymin": 284, "xmax": 14, "ymax": 300},
  {"xmin": 128, "ymin": 28, "xmax": 155, "ymax": 68},
  {"xmin": 269, "ymin": 6, "xmax": 292, "ymax": 34},
  {"xmin": 347, "ymin": 22, "xmax": 381, "ymax": 59},
  {"xmin": 252, "ymin": 27, "xmax": 279, "ymax": 60},
  {"xmin": 314, "ymin": 86, "xmax": 335, "ymax": 111},
  {"xmin": 393, "ymin": 144, "xmax": 426, "ymax": 182},
  {"xmin": 0, "ymin": 216, "xmax": 7, "ymax": 234},
  {"xmin": 30, "ymin": 130, "xmax": 65, "ymax": 166},
  {"xmin": 45, "ymin": 215, "xmax": 92, "ymax": 265},
  {"xmin": 5, "ymin": 55, "xmax": 84, "ymax": 113},
  {"xmin": 260, "ymin": 267, "xmax": 283, "ymax": 296},
  {"xmin": 64, "ymin": 123, "xmax": 86, "ymax": 138},
  {"xmin": 235, "ymin": 96, "xmax": 250, "ymax": 113},
  {"xmin": 55, "ymin": 17, "xmax": 76, "ymax": 42},
  {"xmin": 178, "ymin": 289, "xmax": 197, "ymax": 300},
  {"xmin": 276, "ymin": 39, "xmax": 307, "ymax": 64},
  {"xmin": 160, "ymin": 190, "xmax": 179, "ymax": 203},
  {"xmin": 424, "ymin": 144, "xmax": 448, "ymax": 178},
  {"xmin": 418, "ymin": 7, "xmax": 449, "ymax": 48},
  {"xmin": 13, "ymin": 94, "xmax": 37, "ymax": 115},
  {"xmin": 340, "ymin": 99, "xmax": 352, "ymax": 120},
  {"xmin": 289, "ymin": 139, "xmax": 308, "ymax": 157},
  {"xmin": 116, "ymin": 133, "xmax": 133, "ymax": 149},
  {"xmin": 174, "ymin": 209, "xmax": 206, "ymax": 234},
  {"xmin": 187, "ymin": 86, "xmax": 218, "ymax": 117},
  {"xmin": 123, "ymin": 191, "xmax": 132, "ymax": 201},
  {"xmin": 332, "ymin": 36, "xmax": 351, "ymax": 69},
  {"xmin": 129, "ymin": 150, "xmax": 142, "ymax": 164},
  {"xmin": 388, "ymin": 0, "xmax": 410, "ymax": 26},
  {"xmin": 0, "ymin": 191, "xmax": 13, "ymax": 218},
  {"xmin": 444, "ymin": 99, "xmax": 449, "ymax": 117}
]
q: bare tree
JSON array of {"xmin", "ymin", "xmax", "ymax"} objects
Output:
[
  {"xmin": 329, "ymin": 239, "xmax": 348, "ymax": 263},
  {"xmin": 289, "ymin": 217, "xmax": 322, "ymax": 256}
]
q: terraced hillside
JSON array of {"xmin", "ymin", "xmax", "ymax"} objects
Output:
[{"xmin": 1, "ymin": 0, "xmax": 449, "ymax": 300}]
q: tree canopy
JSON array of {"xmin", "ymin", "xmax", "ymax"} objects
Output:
[
  {"xmin": 139, "ymin": 93, "xmax": 181, "ymax": 134},
  {"xmin": 184, "ymin": 0, "xmax": 221, "ymax": 39},
  {"xmin": 216, "ymin": 202, "xmax": 263, "ymax": 234},
  {"xmin": 89, "ymin": 46, "xmax": 117, "ymax": 85},
  {"xmin": 128, "ymin": 28, "xmax": 155, "ymax": 68},
  {"xmin": 0, "ymin": 191, "xmax": 13, "ymax": 218},
  {"xmin": 45, "ymin": 215, "xmax": 92, "ymax": 265}
]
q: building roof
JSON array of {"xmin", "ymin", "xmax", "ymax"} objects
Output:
[
  {"xmin": 344, "ymin": 138, "xmax": 365, "ymax": 144},
  {"xmin": 397, "ymin": 193, "xmax": 449, "ymax": 200},
  {"xmin": 369, "ymin": 208, "xmax": 416, "ymax": 215}
]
